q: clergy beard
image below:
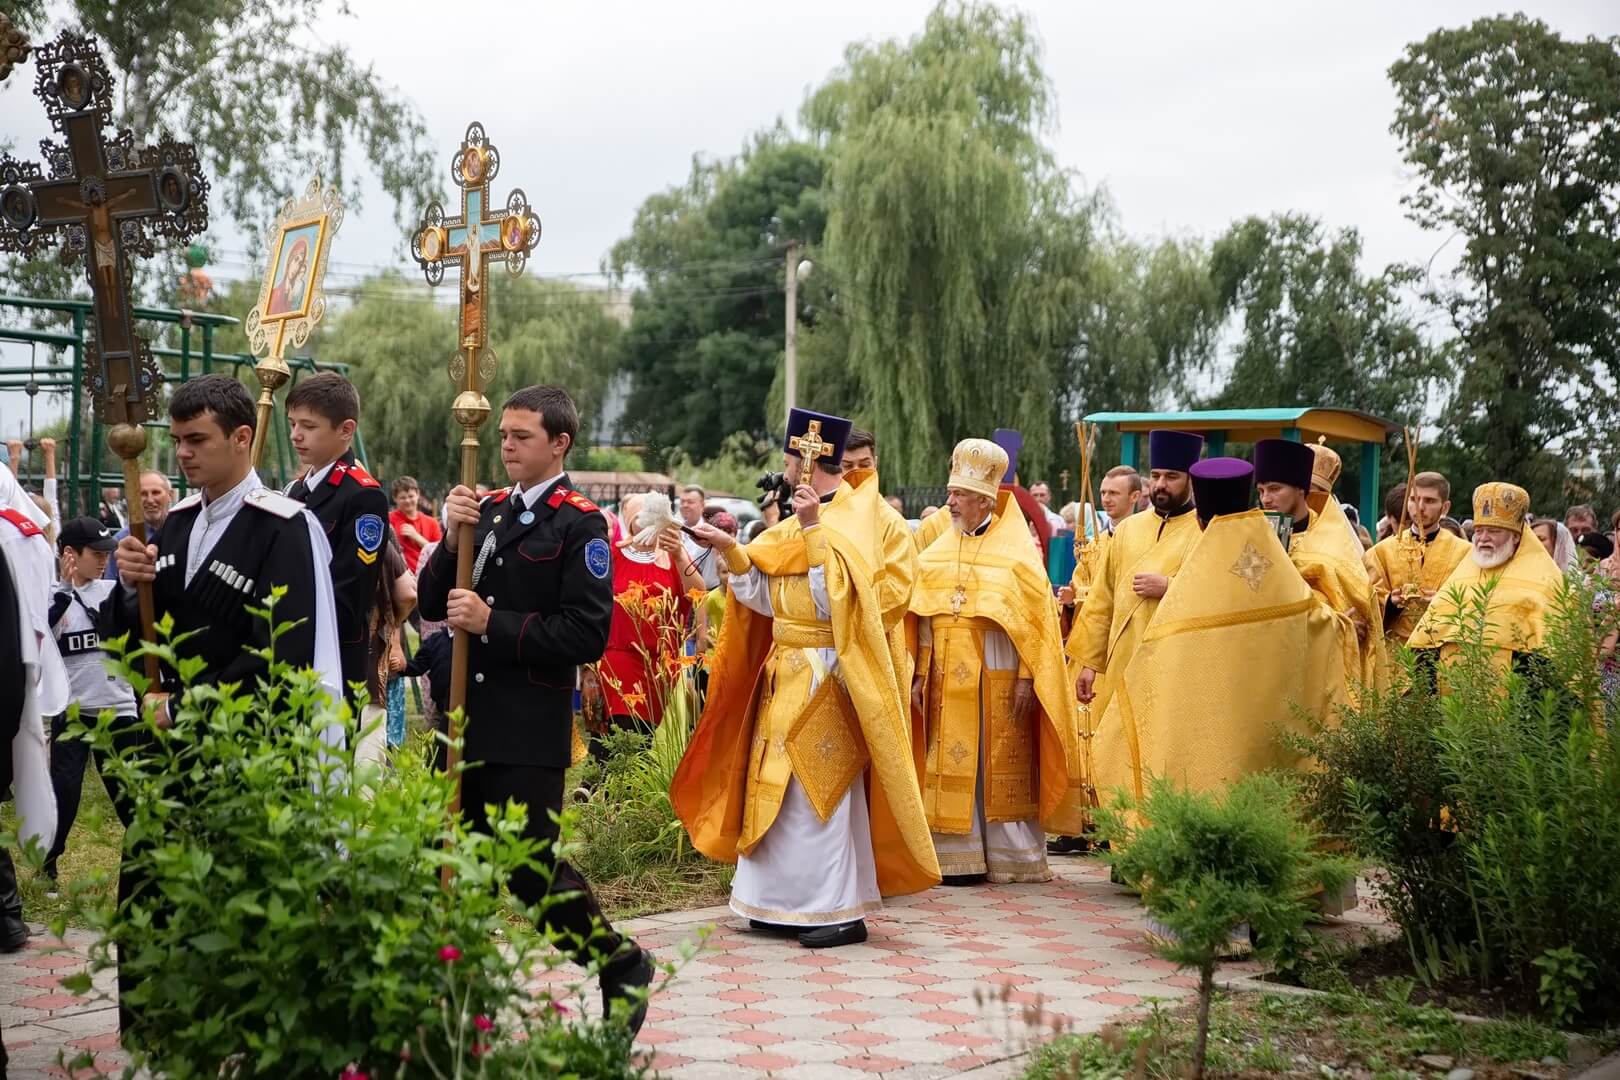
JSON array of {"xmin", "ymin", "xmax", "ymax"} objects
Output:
[
  {"xmin": 1151, "ymin": 489, "xmax": 1188, "ymax": 514},
  {"xmin": 1471, "ymin": 537, "xmax": 1516, "ymax": 569}
]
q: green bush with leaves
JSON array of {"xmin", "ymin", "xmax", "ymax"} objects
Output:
[
  {"xmin": 1295, "ymin": 574, "xmax": 1620, "ymax": 1021},
  {"xmin": 60, "ymin": 599, "xmax": 662, "ymax": 1079},
  {"xmin": 1097, "ymin": 773, "xmax": 1353, "ymax": 1080}
]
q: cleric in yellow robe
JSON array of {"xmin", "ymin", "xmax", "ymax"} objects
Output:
[
  {"xmin": 1067, "ymin": 430, "xmax": 1204, "ymax": 820},
  {"xmin": 910, "ymin": 438, "xmax": 1084, "ymax": 884},
  {"xmin": 1364, "ymin": 472, "xmax": 1472, "ymax": 645},
  {"xmin": 673, "ymin": 407, "xmax": 937, "ymax": 949},
  {"xmin": 1255, "ymin": 438, "xmax": 1382, "ymax": 697},
  {"xmin": 1409, "ymin": 482, "xmax": 1564, "ymax": 665},
  {"xmin": 1111, "ymin": 458, "xmax": 1346, "ymax": 799}
]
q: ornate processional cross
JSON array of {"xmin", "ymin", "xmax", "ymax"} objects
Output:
[
  {"xmin": 0, "ymin": 31, "xmax": 209, "ymax": 686},
  {"xmin": 412, "ymin": 123, "xmax": 540, "ymax": 857},
  {"xmin": 788, "ymin": 419, "xmax": 830, "ymax": 487},
  {"xmin": 0, "ymin": 32, "xmax": 209, "ymax": 431}
]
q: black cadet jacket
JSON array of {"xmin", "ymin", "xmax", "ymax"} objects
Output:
[
  {"xmin": 103, "ymin": 487, "xmax": 319, "ymax": 696},
  {"xmin": 287, "ymin": 449, "xmax": 389, "ymax": 698},
  {"xmin": 415, "ymin": 474, "xmax": 613, "ymax": 769}
]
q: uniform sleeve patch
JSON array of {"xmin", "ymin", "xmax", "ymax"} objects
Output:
[
  {"xmin": 585, "ymin": 537, "xmax": 611, "ymax": 579},
  {"xmin": 356, "ymin": 513, "xmax": 385, "ymax": 554}
]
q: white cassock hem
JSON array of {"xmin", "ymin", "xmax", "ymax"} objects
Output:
[{"xmin": 730, "ymin": 774, "xmax": 881, "ymax": 926}]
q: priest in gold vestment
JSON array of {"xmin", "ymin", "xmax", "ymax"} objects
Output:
[
  {"xmin": 1255, "ymin": 438, "xmax": 1382, "ymax": 696},
  {"xmin": 1409, "ymin": 482, "xmax": 1563, "ymax": 666},
  {"xmin": 910, "ymin": 438, "xmax": 1084, "ymax": 884},
  {"xmin": 673, "ymin": 408, "xmax": 938, "ymax": 949},
  {"xmin": 1111, "ymin": 458, "xmax": 1346, "ymax": 797},
  {"xmin": 1068, "ymin": 430, "xmax": 1203, "ymax": 810},
  {"xmin": 1364, "ymin": 472, "xmax": 1471, "ymax": 646}
]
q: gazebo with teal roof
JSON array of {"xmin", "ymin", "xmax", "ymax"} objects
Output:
[{"xmin": 1083, "ymin": 407, "xmax": 1400, "ymax": 526}]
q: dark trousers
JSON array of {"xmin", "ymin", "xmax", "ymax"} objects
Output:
[
  {"xmin": 45, "ymin": 712, "xmax": 138, "ymax": 878},
  {"xmin": 461, "ymin": 761, "xmax": 623, "ymax": 967}
]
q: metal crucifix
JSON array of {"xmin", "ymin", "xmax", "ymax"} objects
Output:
[
  {"xmin": 412, "ymin": 122, "xmax": 540, "ymax": 836},
  {"xmin": 0, "ymin": 31, "xmax": 210, "ymax": 682}
]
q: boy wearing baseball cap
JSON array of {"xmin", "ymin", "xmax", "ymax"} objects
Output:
[{"xmin": 44, "ymin": 517, "xmax": 137, "ymax": 889}]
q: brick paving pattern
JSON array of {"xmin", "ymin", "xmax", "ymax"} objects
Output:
[{"xmin": 1, "ymin": 859, "xmax": 1385, "ymax": 1078}]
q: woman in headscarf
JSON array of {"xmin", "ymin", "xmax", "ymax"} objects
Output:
[{"xmin": 1532, "ymin": 517, "xmax": 1578, "ymax": 572}]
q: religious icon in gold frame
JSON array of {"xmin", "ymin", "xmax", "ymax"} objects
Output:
[{"xmin": 246, "ymin": 176, "xmax": 342, "ymax": 355}]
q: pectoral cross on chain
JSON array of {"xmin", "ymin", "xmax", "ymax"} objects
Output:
[
  {"xmin": 951, "ymin": 584, "xmax": 967, "ymax": 617},
  {"xmin": 789, "ymin": 420, "xmax": 831, "ymax": 487}
]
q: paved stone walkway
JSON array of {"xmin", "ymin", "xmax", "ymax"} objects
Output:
[{"xmin": 1, "ymin": 859, "xmax": 1386, "ymax": 1078}]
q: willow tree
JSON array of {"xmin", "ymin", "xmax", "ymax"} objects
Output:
[{"xmin": 803, "ymin": 1, "xmax": 1090, "ymax": 485}]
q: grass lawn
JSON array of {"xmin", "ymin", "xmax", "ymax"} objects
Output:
[
  {"xmin": 0, "ymin": 762, "xmax": 122, "ymax": 929},
  {"xmin": 1020, "ymin": 984, "xmax": 1598, "ymax": 1080}
]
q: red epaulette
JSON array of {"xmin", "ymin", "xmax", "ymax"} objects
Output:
[
  {"xmin": 547, "ymin": 486, "xmax": 569, "ymax": 509},
  {"xmin": 488, "ymin": 488, "xmax": 512, "ymax": 504},
  {"xmin": 563, "ymin": 490, "xmax": 598, "ymax": 514},
  {"xmin": 329, "ymin": 461, "xmax": 381, "ymax": 489},
  {"xmin": 0, "ymin": 508, "xmax": 43, "ymax": 538}
]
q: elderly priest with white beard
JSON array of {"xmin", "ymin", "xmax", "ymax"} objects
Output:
[{"xmin": 1408, "ymin": 482, "xmax": 1564, "ymax": 672}]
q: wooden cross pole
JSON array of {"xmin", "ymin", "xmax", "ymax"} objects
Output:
[
  {"xmin": 788, "ymin": 420, "xmax": 830, "ymax": 487},
  {"xmin": 0, "ymin": 31, "xmax": 209, "ymax": 686},
  {"xmin": 412, "ymin": 123, "xmax": 540, "ymax": 854}
]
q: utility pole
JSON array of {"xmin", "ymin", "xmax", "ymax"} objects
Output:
[{"xmin": 784, "ymin": 240, "xmax": 799, "ymax": 418}]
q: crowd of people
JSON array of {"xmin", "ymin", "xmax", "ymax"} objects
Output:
[{"xmin": 0, "ymin": 382, "xmax": 1609, "ymax": 1064}]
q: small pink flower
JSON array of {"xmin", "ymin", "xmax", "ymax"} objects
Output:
[
  {"xmin": 473, "ymin": 1014, "xmax": 494, "ymax": 1033},
  {"xmin": 438, "ymin": 944, "xmax": 462, "ymax": 962},
  {"xmin": 340, "ymin": 1067, "xmax": 369, "ymax": 1080},
  {"xmin": 547, "ymin": 999, "xmax": 570, "ymax": 1016}
]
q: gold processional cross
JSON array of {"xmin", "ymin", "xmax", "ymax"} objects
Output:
[{"xmin": 412, "ymin": 122, "xmax": 540, "ymax": 859}]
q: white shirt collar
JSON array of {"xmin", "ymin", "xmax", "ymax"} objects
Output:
[
  {"xmin": 202, "ymin": 468, "xmax": 262, "ymax": 517},
  {"xmin": 511, "ymin": 472, "xmax": 565, "ymax": 510},
  {"xmin": 303, "ymin": 459, "xmax": 338, "ymax": 490},
  {"xmin": 958, "ymin": 513, "xmax": 992, "ymax": 537}
]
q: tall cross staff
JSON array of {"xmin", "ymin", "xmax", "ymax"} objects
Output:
[
  {"xmin": 413, "ymin": 123, "xmax": 540, "ymax": 844},
  {"xmin": 1071, "ymin": 420, "xmax": 1101, "ymax": 816},
  {"xmin": 0, "ymin": 31, "xmax": 209, "ymax": 685}
]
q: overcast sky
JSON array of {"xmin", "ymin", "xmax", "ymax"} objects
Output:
[{"xmin": 2, "ymin": 0, "xmax": 1617, "ymax": 440}]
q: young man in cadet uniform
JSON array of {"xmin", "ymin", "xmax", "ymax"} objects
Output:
[
  {"xmin": 416, "ymin": 384, "xmax": 654, "ymax": 1035},
  {"xmin": 283, "ymin": 371, "xmax": 390, "ymax": 728},
  {"xmin": 108, "ymin": 374, "xmax": 341, "ymax": 1036}
]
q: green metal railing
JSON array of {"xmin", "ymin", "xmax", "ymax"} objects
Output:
[{"xmin": 0, "ymin": 294, "xmax": 363, "ymax": 515}]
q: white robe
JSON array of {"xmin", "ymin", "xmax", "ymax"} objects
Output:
[
  {"xmin": 1, "ymin": 523, "xmax": 63, "ymax": 851},
  {"xmin": 725, "ymin": 544, "xmax": 882, "ymax": 926}
]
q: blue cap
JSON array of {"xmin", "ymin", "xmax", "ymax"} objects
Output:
[
  {"xmin": 1149, "ymin": 430, "xmax": 1203, "ymax": 473},
  {"xmin": 1190, "ymin": 457, "xmax": 1254, "ymax": 524},
  {"xmin": 992, "ymin": 428, "xmax": 1022, "ymax": 485},
  {"xmin": 1252, "ymin": 438, "xmax": 1315, "ymax": 492},
  {"xmin": 783, "ymin": 408, "xmax": 853, "ymax": 469}
]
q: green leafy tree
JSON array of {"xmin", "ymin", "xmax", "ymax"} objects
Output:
[
  {"xmin": 1063, "ymin": 220, "xmax": 1218, "ymax": 467},
  {"xmin": 8, "ymin": 0, "xmax": 436, "ymax": 252},
  {"xmin": 803, "ymin": 0, "xmax": 1092, "ymax": 485},
  {"xmin": 1201, "ymin": 213, "xmax": 1445, "ymax": 492},
  {"xmin": 329, "ymin": 273, "xmax": 622, "ymax": 491},
  {"xmin": 1389, "ymin": 15, "xmax": 1620, "ymax": 496},
  {"xmin": 609, "ymin": 130, "xmax": 825, "ymax": 463}
]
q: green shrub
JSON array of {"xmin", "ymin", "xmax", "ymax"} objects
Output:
[
  {"xmin": 1296, "ymin": 573, "xmax": 1620, "ymax": 1019},
  {"xmin": 1097, "ymin": 773, "xmax": 1353, "ymax": 1080},
  {"xmin": 60, "ymin": 598, "xmax": 658, "ymax": 1078}
]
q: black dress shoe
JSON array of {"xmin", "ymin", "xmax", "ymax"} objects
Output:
[
  {"xmin": 0, "ymin": 914, "xmax": 27, "ymax": 953},
  {"xmin": 1047, "ymin": 835, "xmax": 1091, "ymax": 855},
  {"xmin": 600, "ymin": 946, "xmax": 655, "ymax": 1036},
  {"xmin": 748, "ymin": 918, "xmax": 800, "ymax": 937},
  {"xmin": 799, "ymin": 919, "xmax": 867, "ymax": 948},
  {"xmin": 941, "ymin": 873, "xmax": 987, "ymax": 886}
]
